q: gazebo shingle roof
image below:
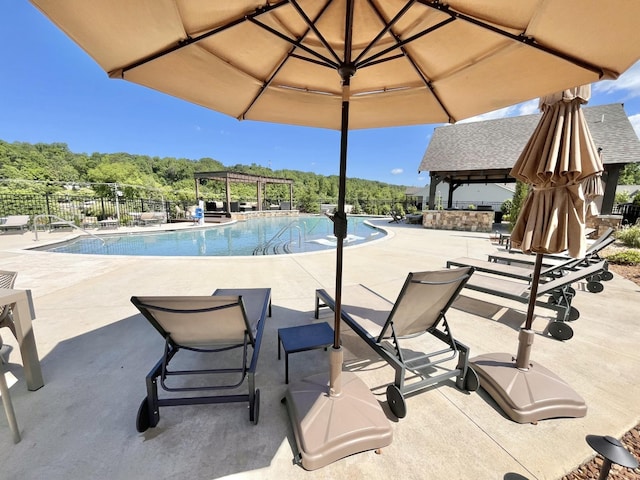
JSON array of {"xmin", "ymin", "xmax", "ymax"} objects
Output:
[{"xmin": 419, "ymin": 103, "xmax": 640, "ymax": 174}]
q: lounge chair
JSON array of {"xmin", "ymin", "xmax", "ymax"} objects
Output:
[
  {"xmin": 81, "ymin": 216, "xmax": 99, "ymax": 229},
  {"xmin": 459, "ymin": 260, "xmax": 607, "ymax": 341},
  {"xmin": 130, "ymin": 288, "xmax": 271, "ymax": 432},
  {"xmin": 0, "ymin": 215, "xmax": 30, "ymax": 233},
  {"xmin": 138, "ymin": 212, "xmax": 162, "ymax": 226},
  {"xmin": 388, "ymin": 210, "xmax": 404, "ymax": 223},
  {"xmin": 0, "ymin": 270, "xmax": 20, "ymax": 443},
  {"xmin": 446, "ymin": 255, "xmax": 606, "ymax": 293},
  {"xmin": 315, "ymin": 268, "xmax": 479, "ymax": 419},
  {"xmin": 488, "ymin": 231, "xmax": 615, "ymax": 282}
]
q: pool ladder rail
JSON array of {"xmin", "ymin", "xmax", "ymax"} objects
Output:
[{"xmin": 32, "ymin": 214, "xmax": 106, "ymax": 246}]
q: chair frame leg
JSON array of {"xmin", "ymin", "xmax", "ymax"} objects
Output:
[{"xmin": 0, "ymin": 357, "xmax": 20, "ymax": 443}]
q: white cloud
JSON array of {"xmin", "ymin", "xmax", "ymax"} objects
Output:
[
  {"xmin": 629, "ymin": 114, "xmax": 640, "ymax": 138},
  {"xmin": 391, "ymin": 168, "xmax": 403, "ymax": 175},
  {"xmin": 458, "ymin": 99, "xmax": 539, "ymax": 124},
  {"xmin": 593, "ymin": 60, "xmax": 640, "ymax": 100}
]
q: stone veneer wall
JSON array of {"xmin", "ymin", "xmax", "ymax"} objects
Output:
[
  {"xmin": 422, "ymin": 210, "xmax": 493, "ymax": 232},
  {"xmin": 587, "ymin": 214, "xmax": 622, "ymax": 238}
]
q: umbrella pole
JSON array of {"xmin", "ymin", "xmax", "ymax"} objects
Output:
[
  {"xmin": 281, "ymin": 15, "xmax": 392, "ymax": 465},
  {"xmin": 515, "ymin": 253, "xmax": 543, "ymax": 369},
  {"xmin": 327, "ymin": 92, "xmax": 349, "ymax": 396}
]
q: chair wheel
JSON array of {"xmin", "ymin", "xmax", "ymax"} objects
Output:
[
  {"xmin": 136, "ymin": 397, "xmax": 151, "ymax": 433},
  {"xmin": 568, "ymin": 306, "xmax": 580, "ymax": 321},
  {"xmin": 587, "ymin": 281, "xmax": 604, "ymax": 293},
  {"xmin": 250, "ymin": 389, "xmax": 260, "ymax": 425},
  {"xmin": 386, "ymin": 384, "xmax": 407, "ymax": 419},
  {"xmin": 548, "ymin": 322, "xmax": 574, "ymax": 341},
  {"xmin": 600, "ymin": 270, "xmax": 614, "ymax": 281},
  {"xmin": 464, "ymin": 367, "xmax": 480, "ymax": 392}
]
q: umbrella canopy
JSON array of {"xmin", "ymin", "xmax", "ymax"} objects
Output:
[
  {"xmin": 30, "ymin": 1, "xmax": 640, "ymax": 130},
  {"xmin": 510, "ymin": 85, "xmax": 603, "ymax": 258}
]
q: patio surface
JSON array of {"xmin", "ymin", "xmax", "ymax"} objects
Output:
[{"xmin": 0, "ymin": 219, "xmax": 638, "ymax": 480}]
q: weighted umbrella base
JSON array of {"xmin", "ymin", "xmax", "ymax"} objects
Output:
[
  {"xmin": 283, "ymin": 371, "xmax": 393, "ymax": 471},
  {"xmin": 470, "ymin": 352, "xmax": 587, "ymax": 424}
]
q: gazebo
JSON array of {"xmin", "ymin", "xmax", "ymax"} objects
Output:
[
  {"xmin": 419, "ymin": 103, "xmax": 640, "ymax": 215},
  {"xmin": 194, "ymin": 171, "xmax": 294, "ymax": 214}
]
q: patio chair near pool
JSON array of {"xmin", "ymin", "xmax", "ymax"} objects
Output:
[
  {"xmin": 388, "ymin": 210, "xmax": 404, "ymax": 223},
  {"xmin": 130, "ymin": 287, "xmax": 271, "ymax": 432},
  {"xmin": 0, "ymin": 215, "xmax": 30, "ymax": 233},
  {"xmin": 0, "ymin": 269, "xmax": 20, "ymax": 443},
  {"xmin": 315, "ymin": 267, "xmax": 479, "ymax": 419}
]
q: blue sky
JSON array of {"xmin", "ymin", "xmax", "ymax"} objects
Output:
[{"xmin": 2, "ymin": 3, "xmax": 640, "ymax": 187}]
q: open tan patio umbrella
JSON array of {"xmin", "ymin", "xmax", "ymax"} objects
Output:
[
  {"xmin": 29, "ymin": 0, "xmax": 640, "ymax": 468},
  {"xmin": 470, "ymin": 85, "xmax": 603, "ymax": 423}
]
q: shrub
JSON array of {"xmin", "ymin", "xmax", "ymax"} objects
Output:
[
  {"xmin": 605, "ymin": 249, "xmax": 640, "ymax": 265},
  {"xmin": 501, "ymin": 199, "xmax": 512, "ymax": 215},
  {"xmin": 616, "ymin": 226, "xmax": 640, "ymax": 248}
]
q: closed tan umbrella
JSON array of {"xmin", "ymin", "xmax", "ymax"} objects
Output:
[
  {"xmin": 510, "ymin": 85, "xmax": 603, "ymax": 258},
  {"xmin": 29, "ymin": 0, "xmax": 640, "ymax": 465},
  {"xmin": 470, "ymin": 85, "xmax": 603, "ymax": 423}
]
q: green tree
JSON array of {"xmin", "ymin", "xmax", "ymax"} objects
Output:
[{"xmin": 510, "ymin": 180, "xmax": 529, "ymax": 231}]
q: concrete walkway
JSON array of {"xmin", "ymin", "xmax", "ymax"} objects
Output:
[{"xmin": 0, "ymin": 219, "xmax": 638, "ymax": 480}]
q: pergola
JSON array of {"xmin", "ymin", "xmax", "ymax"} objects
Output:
[
  {"xmin": 419, "ymin": 103, "xmax": 640, "ymax": 215},
  {"xmin": 193, "ymin": 171, "xmax": 294, "ymax": 212}
]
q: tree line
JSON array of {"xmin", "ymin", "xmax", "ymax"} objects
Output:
[{"xmin": 0, "ymin": 140, "xmax": 410, "ymax": 214}]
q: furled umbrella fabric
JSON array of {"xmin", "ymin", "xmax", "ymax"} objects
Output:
[{"xmin": 510, "ymin": 85, "xmax": 603, "ymax": 258}]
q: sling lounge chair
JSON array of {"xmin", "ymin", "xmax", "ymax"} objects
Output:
[
  {"xmin": 460, "ymin": 261, "xmax": 607, "ymax": 341},
  {"xmin": 0, "ymin": 215, "xmax": 30, "ymax": 233},
  {"xmin": 315, "ymin": 268, "xmax": 478, "ymax": 419},
  {"xmin": 446, "ymin": 255, "xmax": 606, "ymax": 293},
  {"xmin": 131, "ymin": 287, "xmax": 271, "ymax": 432}
]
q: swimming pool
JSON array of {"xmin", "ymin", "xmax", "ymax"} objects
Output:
[{"xmin": 36, "ymin": 216, "xmax": 386, "ymax": 256}]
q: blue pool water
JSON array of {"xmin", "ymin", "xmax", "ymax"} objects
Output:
[{"xmin": 37, "ymin": 216, "xmax": 386, "ymax": 256}]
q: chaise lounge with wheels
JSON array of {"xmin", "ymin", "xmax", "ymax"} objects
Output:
[
  {"xmin": 130, "ymin": 287, "xmax": 271, "ymax": 432},
  {"xmin": 315, "ymin": 267, "xmax": 479, "ymax": 419},
  {"xmin": 0, "ymin": 215, "xmax": 30, "ymax": 233},
  {"xmin": 457, "ymin": 260, "xmax": 607, "ymax": 341},
  {"xmin": 446, "ymin": 254, "xmax": 607, "ymax": 293}
]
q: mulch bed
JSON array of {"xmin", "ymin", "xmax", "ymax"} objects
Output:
[{"xmin": 560, "ymin": 425, "xmax": 640, "ymax": 479}]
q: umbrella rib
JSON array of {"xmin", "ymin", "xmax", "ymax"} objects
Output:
[
  {"xmin": 248, "ymin": 17, "xmax": 339, "ymax": 70},
  {"xmin": 115, "ymin": 1, "xmax": 289, "ymax": 76},
  {"xmin": 359, "ymin": 0, "xmax": 455, "ymax": 123},
  {"xmin": 356, "ymin": 17, "xmax": 455, "ymax": 70},
  {"xmin": 240, "ymin": 1, "xmax": 336, "ymax": 120},
  {"xmin": 418, "ymin": 0, "xmax": 611, "ymax": 78},
  {"xmin": 352, "ymin": 0, "xmax": 417, "ymax": 65},
  {"xmin": 289, "ymin": 0, "xmax": 342, "ymax": 65}
]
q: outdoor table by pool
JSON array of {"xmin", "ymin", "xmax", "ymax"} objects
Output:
[{"xmin": 277, "ymin": 322, "xmax": 334, "ymax": 384}]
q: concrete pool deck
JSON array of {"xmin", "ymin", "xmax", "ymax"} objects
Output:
[{"xmin": 0, "ymin": 219, "xmax": 638, "ymax": 479}]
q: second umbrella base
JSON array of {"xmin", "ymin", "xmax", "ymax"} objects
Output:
[{"xmin": 470, "ymin": 351, "xmax": 587, "ymax": 424}]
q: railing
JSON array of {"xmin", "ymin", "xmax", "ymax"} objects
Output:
[
  {"xmin": 253, "ymin": 220, "xmax": 303, "ymax": 255},
  {"xmin": 33, "ymin": 214, "xmax": 105, "ymax": 245}
]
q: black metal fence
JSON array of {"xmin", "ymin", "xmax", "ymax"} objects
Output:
[
  {"xmin": 0, "ymin": 193, "xmax": 179, "ymax": 226},
  {"xmin": 612, "ymin": 202, "xmax": 640, "ymax": 226}
]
